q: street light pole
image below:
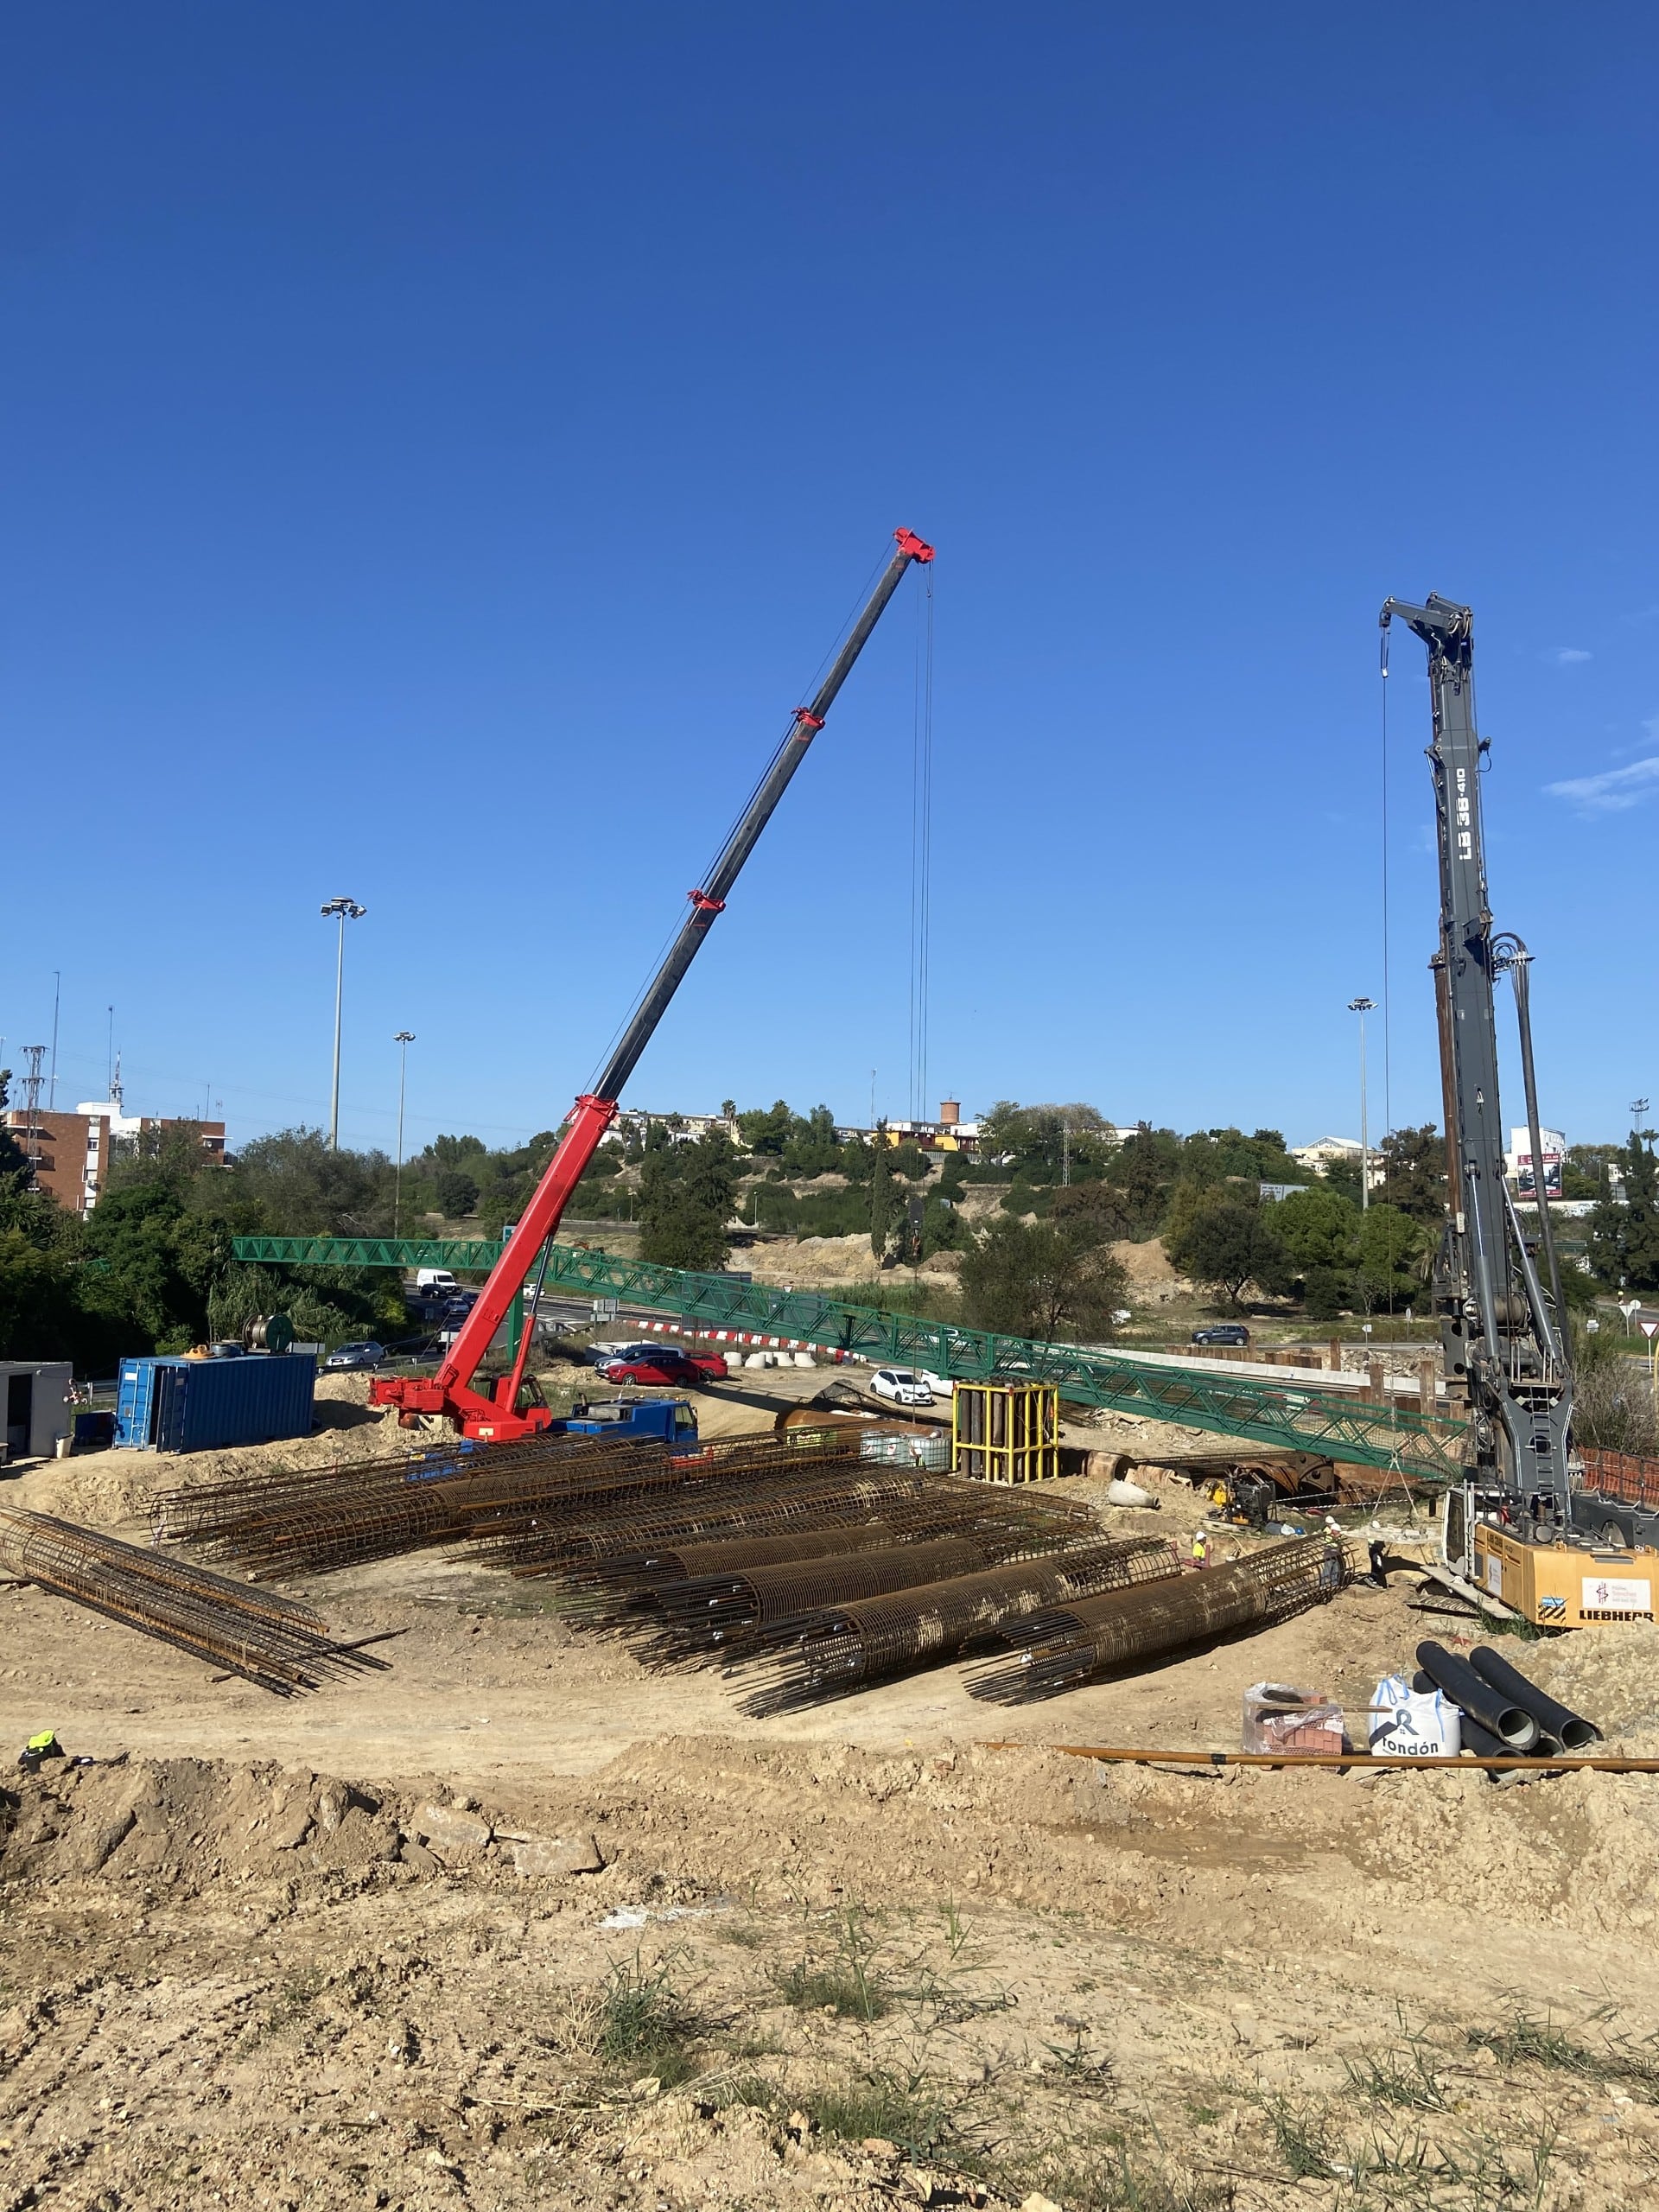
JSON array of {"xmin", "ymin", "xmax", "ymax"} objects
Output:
[
  {"xmin": 320, "ymin": 897, "xmax": 366, "ymax": 1149},
  {"xmin": 1349, "ymin": 996, "xmax": 1376, "ymax": 1211},
  {"xmin": 393, "ymin": 1031, "xmax": 416, "ymax": 1236}
]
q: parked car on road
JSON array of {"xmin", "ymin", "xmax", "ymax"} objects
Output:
[
  {"xmin": 325, "ymin": 1340, "xmax": 386, "ymax": 1371},
  {"xmin": 1191, "ymin": 1324, "xmax": 1250, "ymax": 1347},
  {"xmin": 600, "ymin": 1347, "xmax": 728, "ymax": 1388},
  {"xmin": 870, "ymin": 1367, "xmax": 935, "ymax": 1407}
]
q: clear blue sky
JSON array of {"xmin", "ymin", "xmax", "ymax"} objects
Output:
[{"xmin": 5, "ymin": 6, "xmax": 1656, "ymax": 1160}]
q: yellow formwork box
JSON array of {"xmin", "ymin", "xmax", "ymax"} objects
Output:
[
  {"xmin": 1472, "ymin": 1524, "xmax": 1659, "ymax": 1628},
  {"xmin": 952, "ymin": 1380, "xmax": 1059, "ymax": 1484}
]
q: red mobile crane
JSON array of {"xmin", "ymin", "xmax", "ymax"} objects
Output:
[{"xmin": 372, "ymin": 528, "xmax": 936, "ymax": 1441}]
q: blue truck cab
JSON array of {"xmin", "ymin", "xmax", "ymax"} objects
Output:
[{"xmin": 554, "ymin": 1395, "xmax": 700, "ymax": 1454}]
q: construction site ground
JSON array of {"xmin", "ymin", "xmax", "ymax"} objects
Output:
[{"xmin": 3, "ymin": 1375, "xmax": 1658, "ymax": 2211}]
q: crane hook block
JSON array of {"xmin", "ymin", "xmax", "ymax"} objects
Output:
[
  {"xmin": 688, "ymin": 888, "xmax": 726, "ymax": 913},
  {"xmin": 792, "ymin": 709, "xmax": 826, "ymax": 732},
  {"xmin": 894, "ymin": 528, "xmax": 936, "ymax": 563}
]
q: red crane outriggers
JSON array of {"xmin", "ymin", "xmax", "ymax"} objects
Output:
[{"xmin": 372, "ymin": 527, "xmax": 935, "ymax": 1440}]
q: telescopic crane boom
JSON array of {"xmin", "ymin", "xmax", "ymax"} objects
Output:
[{"xmin": 372, "ymin": 527, "xmax": 934, "ymax": 1440}]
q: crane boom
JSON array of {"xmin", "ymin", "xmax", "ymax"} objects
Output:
[
  {"xmin": 373, "ymin": 526, "xmax": 934, "ymax": 1439},
  {"xmin": 1380, "ymin": 594, "xmax": 1573, "ymax": 1533}
]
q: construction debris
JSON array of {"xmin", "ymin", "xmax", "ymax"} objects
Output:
[{"xmin": 0, "ymin": 1507, "xmax": 392, "ymax": 1696}]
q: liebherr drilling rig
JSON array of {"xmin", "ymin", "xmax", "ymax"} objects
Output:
[{"xmin": 1382, "ymin": 593, "xmax": 1659, "ymax": 1625}]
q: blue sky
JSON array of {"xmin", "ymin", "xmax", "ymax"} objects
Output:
[{"xmin": 4, "ymin": 6, "xmax": 1656, "ymax": 1160}]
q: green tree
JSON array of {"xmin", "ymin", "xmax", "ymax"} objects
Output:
[
  {"xmin": 1589, "ymin": 1130, "xmax": 1659, "ymax": 1292},
  {"xmin": 1376, "ymin": 1125, "xmax": 1446, "ymax": 1224},
  {"xmin": 1098, "ymin": 1123, "xmax": 1182, "ymax": 1237},
  {"xmin": 1353, "ymin": 1202, "xmax": 1431, "ymax": 1313},
  {"xmin": 231, "ymin": 1127, "xmax": 393, "ymax": 1235},
  {"xmin": 868, "ymin": 1122, "xmax": 896, "ymax": 1263},
  {"xmin": 1165, "ymin": 1188, "xmax": 1292, "ymax": 1309},
  {"xmin": 1049, "ymin": 1179, "xmax": 1135, "ymax": 1245},
  {"xmin": 737, "ymin": 1099, "xmax": 794, "ymax": 1156},
  {"xmin": 958, "ymin": 1216, "xmax": 1129, "ymax": 1342},
  {"xmin": 1273, "ymin": 1185, "xmax": 1360, "ymax": 1274},
  {"xmin": 639, "ymin": 1130, "xmax": 736, "ymax": 1273}
]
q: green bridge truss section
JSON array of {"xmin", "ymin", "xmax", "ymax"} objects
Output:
[{"xmin": 233, "ymin": 1234, "xmax": 1467, "ymax": 1481}]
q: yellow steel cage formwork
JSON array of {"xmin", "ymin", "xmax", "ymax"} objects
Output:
[{"xmin": 952, "ymin": 1380, "xmax": 1060, "ymax": 1484}]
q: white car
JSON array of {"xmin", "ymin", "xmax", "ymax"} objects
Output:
[{"xmin": 870, "ymin": 1367, "xmax": 934, "ymax": 1408}]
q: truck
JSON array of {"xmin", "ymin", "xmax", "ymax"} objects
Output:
[{"xmin": 372, "ymin": 526, "xmax": 934, "ymax": 1441}]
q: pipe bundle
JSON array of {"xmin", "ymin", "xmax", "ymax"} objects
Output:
[
  {"xmin": 728, "ymin": 1534, "xmax": 1182, "ymax": 1715},
  {"xmin": 0, "ymin": 1507, "xmax": 392, "ymax": 1696},
  {"xmin": 1414, "ymin": 1641, "xmax": 1602, "ymax": 1762},
  {"xmin": 966, "ymin": 1535, "xmax": 1348, "ymax": 1705}
]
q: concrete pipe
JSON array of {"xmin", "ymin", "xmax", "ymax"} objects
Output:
[
  {"xmin": 1468, "ymin": 1644, "xmax": 1602, "ymax": 1751},
  {"xmin": 1414, "ymin": 1642, "xmax": 1539, "ymax": 1751}
]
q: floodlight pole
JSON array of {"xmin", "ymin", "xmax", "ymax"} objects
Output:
[{"xmin": 321, "ymin": 897, "xmax": 366, "ymax": 1149}]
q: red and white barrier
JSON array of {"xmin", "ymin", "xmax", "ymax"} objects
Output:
[{"xmin": 621, "ymin": 1315, "xmax": 856, "ymax": 1362}]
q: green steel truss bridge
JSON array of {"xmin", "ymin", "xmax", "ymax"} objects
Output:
[{"xmin": 233, "ymin": 1234, "xmax": 1467, "ymax": 1482}]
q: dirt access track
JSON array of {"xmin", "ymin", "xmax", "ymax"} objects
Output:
[{"xmin": 3, "ymin": 1398, "xmax": 1659, "ymax": 2209}]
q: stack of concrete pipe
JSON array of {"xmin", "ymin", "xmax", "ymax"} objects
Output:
[{"xmin": 1414, "ymin": 1641, "xmax": 1602, "ymax": 1762}]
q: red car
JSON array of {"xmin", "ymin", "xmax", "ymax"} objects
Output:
[{"xmin": 599, "ymin": 1347, "xmax": 728, "ymax": 1387}]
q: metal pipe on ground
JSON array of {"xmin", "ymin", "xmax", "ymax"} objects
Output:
[
  {"xmin": 729, "ymin": 1535, "xmax": 1182, "ymax": 1716},
  {"xmin": 1468, "ymin": 1643, "xmax": 1602, "ymax": 1749},
  {"xmin": 966, "ymin": 1536, "xmax": 1349, "ymax": 1706},
  {"xmin": 1414, "ymin": 1642, "xmax": 1540, "ymax": 1751}
]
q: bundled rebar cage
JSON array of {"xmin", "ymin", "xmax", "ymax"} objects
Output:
[
  {"xmin": 0, "ymin": 1508, "xmax": 393, "ymax": 1695},
  {"xmin": 158, "ymin": 1428, "xmax": 866, "ymax": 1582},
  {"xmin": 964, "ymin": 1535, "xmax": 1349, "ymax": 1706},
  {"xmin": 617, "ymin": 1532, "xmax": 1005, "ymax": 1668},
  {"xmin": 728, "ymin": 1533, "xmax": 1181, "ymax": 1715}
]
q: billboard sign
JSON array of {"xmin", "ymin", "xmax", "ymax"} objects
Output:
[{"xmin": 1509, "ymin": 1127, "xmax": 1565, "ymax": 1198}]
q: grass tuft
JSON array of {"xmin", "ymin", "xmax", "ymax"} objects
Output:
[
  {"xmin": 549, "ymin": 1948, "xmax": 701, "ymax": 2088},
  {"xmin": 773, "ymin": 1903, "xmax": 891, "ymax": 2022},
  {"xmin": 1469, "ymin": 2006, "xmax": 1659, "ymax": 2100}
]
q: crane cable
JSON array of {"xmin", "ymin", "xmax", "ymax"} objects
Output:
[
  {"xmin": 586, "ymin": 537, "xmax": 900, "ymax": 1103},
  {"xmin": 1380, "ymin": 621, "xmax": 1393, "ymax": 1148},
  {"xmin": 907, "ymin": 561, "xmax": 936, "ymax": 1126}
]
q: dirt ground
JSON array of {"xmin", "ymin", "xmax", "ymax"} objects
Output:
[{"xmin": 3, "ymin": 1399, "xmax": 1658, "ymax": 2210}]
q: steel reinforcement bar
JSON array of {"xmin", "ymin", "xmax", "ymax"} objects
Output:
[
  {"xmin": 965, "ymin": 1535, "xmax": 1349, "ymax": 1705},
  {"xmin": 728, "ymin": 1534, "xmax": 1182, "ymax": 1716},
  {"xmin": 234, "ymin": 1236, "xmax": 1469, "ymax": 1480}
]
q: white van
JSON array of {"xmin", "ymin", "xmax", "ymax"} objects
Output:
[{"xmin": 416, "ymin": 1268, "xmax": 461, "ymax": 1294}]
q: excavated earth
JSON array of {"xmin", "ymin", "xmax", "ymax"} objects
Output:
[{"xmin": 3, "ymin": 1407, "xmax": 1659, "ymax": 2210}]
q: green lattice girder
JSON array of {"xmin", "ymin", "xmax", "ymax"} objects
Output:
[{"xmin": 232, "ymin": 1234, "xmax": 1467, "ymax": 1481}]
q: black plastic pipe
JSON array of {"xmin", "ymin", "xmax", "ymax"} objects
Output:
[
  {"xmin": 1415, "ymin": 1640, "xmax": 1539, "ymax": 1750},
  {"xmin": 1469, "ymin": 1643, "xmax": 1602, "ymax": 1751}
]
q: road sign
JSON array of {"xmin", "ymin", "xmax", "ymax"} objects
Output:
[{"xmin": 1643, "ymin": 1319, "xmax": 1658, "ymax": 1339}]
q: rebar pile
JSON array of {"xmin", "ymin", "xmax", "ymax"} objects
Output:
[
  {"xmin": 965, "ymin": 1535, "xmax": 1350, "ymax": 1705},
  {"xmin": 728, "ymin": 1534, "xmax": 1180, "ymax": 1715},
  {"xmin": 0, "ymin": 1507, "xmax": 393, "ymax": 1695},
  {"xmin": 613, "ymin": 1532, "xmax": 1006, "ymax": 1669},
  {"xmin": 563, "ymin": 1489, "xmax": 1083, "ymax": 1613},
  {"xmin": 474, "ymin": 1464, "xmax": 1092, "ymax": 1580},
  {"xmin": 156, "ymin": 1427, "xmax": 869, "ymax": 1582}
]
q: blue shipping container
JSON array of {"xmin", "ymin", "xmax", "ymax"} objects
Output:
[{"xmin": 113, "ymin": 1354, "xmax": 316, "ymax": 1452}]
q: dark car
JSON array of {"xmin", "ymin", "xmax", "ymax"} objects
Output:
[
  {"xmin": 600, "ymin": 1347, "xmax": 728, "ymax": 1387},
  {"xmin": 1191, "ymin": 1324, "xmax": 1251, "ymax": 1347},
  {"xmin": 325, "ymin": 1339, "xmax": 387, "ymax": 1371}
]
